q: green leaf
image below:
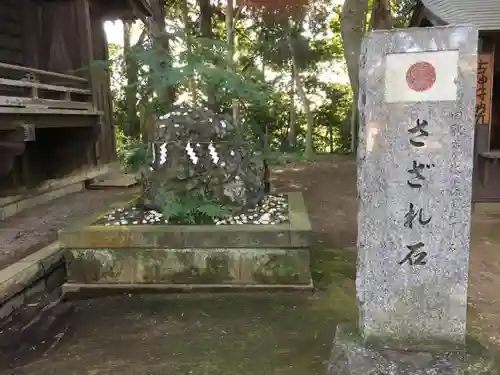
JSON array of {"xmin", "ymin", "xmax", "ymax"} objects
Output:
[
  {"xmin": 162, "ymin": 196, "xmax": 184, "ymax": 220},
  {"xmin": 198, "ymin": 202, "xmax": 231, "ymax": 219}
]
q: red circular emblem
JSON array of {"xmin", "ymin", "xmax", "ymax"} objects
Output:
[{"xmin": 405, "ymin": 61, "xmax": 436, "ymax": 92}]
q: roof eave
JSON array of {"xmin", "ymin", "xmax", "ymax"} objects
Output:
[
  {"xmin": 409, "ymin": 0, "xmax": 448, "ymax": 27},
  {"xmin": 97, "ymin": 0, "xmax": 152, "ymax": 20}
]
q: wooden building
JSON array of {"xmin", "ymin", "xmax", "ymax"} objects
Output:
[
  {"xmin": 0, "ymin": 0, "xmax": 151, "ymax": 199},
  {"xmin": 411, "ymin": 0, "xmax": 500, "ymax": 202}
]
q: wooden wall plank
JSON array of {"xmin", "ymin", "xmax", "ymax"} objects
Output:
[
  {"xmin": 0, "ymin": 19, "xmax": 21, "ymax": 37},
  {"xmin": 0, "ymin": 50, "xmax": 23, "ymax": 66},
  {"xmin": 0, "ymin": 2, "xmax": 21, "ymax": 23},
  {"xmin": 21, "ymin": 0, "xmax": 40, "ymax": 69},
  {"xmin": 0, "ymin": 2, "xmax": 24, "ymax": 67}
]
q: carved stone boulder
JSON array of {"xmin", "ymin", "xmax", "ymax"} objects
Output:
[{"xmin": 141, "ymin": 107, "xmax": 264, "ymax": 215}]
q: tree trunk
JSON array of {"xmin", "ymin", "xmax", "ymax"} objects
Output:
[
  {"xmin": 349, "ymin": 99, "xmax": 357, "ymax": 153},
  {"xmin": 225, "ymin": 0, "xmax": 240, "ymax": 129},
  {"xmin": 288, "ymin": 63, "xmax": 297, "ymax": 149},
  {"xmin": 347, "ymin": 0, "xmax": 393, "ymax": 152},
  {"xmin": 149, "ymin": 0, "xmax": 175, "ymax": 108},
  {"xmin": 198, "ymin": 0, "xmax": 217, "ymax": 111},
  {"xmin": 340, "ymin": 0, "xmax": 369, "ymax": 153},
  {"xmin": 287, "ymin": 34, "xmax": 314, "ymax": 159},
  {"xmin": 128, "ymin": 0, "xmax": 172, "ymax": 105},
  {"xmin": 123, "ymin": 21, "xmax": 140, "ymax": 137},
  {"xmin": 340, "ymin": 0, "xmax": 369, "ymax": 95},
  {"xmin": 370, "ymin": 0, "xmax": 393, "ymax": 30},
  {"xmin": 180, "ymin": 0, "xmax": 198, "ymax": 104}
]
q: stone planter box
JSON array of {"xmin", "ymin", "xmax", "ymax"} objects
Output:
[{"xmin": 59, "ymin": 192, "xmax": 313, "ymax": 290}]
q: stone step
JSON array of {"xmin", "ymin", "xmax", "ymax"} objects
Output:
[
  {"xmin": 86, "ymin": 172, "xmax": 138, "ymax": 189},
  {"xmin": 63, "ymin": 282, "xmax": 313, "ymax": 294}
]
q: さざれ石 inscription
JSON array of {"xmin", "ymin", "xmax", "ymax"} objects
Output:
[
  {"xmin": 408, "ymin": 119, "xmax": 429, "ymax": 147},
  {"xmin": 400, "ymin": 118, "xmax": 434, "ymax": 266},
  {"xmin": 406, "ymin": 160, "xmax": 435, "ymax": 188},
  {"xmin": 404, "ymin": 203, "xmax": 431, "ymax": 228}
]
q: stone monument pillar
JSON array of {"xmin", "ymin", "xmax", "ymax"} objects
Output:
[{"xmin": 327, "ymin": 25, "xmax": 496, "ymax": 374}]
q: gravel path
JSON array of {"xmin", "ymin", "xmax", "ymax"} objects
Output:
[{"xmin": 0, "ymin": 187, "xmax": 138, "ymax": 270}]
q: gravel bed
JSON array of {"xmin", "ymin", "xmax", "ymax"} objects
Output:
[{"xmin": 94, "ymin": 194, "xmax": 289, "ymax": 226}]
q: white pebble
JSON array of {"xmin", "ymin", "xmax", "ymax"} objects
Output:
[{"xmin": 260, "ymin": 213, "xmax": 271, "ymax": 221}]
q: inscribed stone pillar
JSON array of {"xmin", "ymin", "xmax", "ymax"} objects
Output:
[
  {"xmin": 327, "ymin": 25, "xmax": 496, "ymax": 375},
  {"xmin": 356, "ymin": 25, "xmax": 477, "ymax": 351}
]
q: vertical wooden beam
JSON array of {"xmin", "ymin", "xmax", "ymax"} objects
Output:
[
  {"xmin": 21, "ymin": 0, "xmax": 40, "ymax": 68},
  {"xmin": 19, "ymin": 0, "xmax": 36, "ymax": 188},
  {"xmin": 489, "ymin": 43, "xmax": 495, "ymax": 150},
  {"xmin": 20, "ymin": 144, "xmax": 32, "ymax": 187},
  {"xmin": 93, "ymin": 17, "xmax": 117, "ymax": 162},
  {"xmin": 75, "ymin": 0, "xmax": 95, "ymax": 103},
  {"xmin": 11, "ymin": 156, "xmax": 20, "ymax": 188},
  {"xmin": 75, "ymin": 0, "xmax": 100, "ymax": 164}
]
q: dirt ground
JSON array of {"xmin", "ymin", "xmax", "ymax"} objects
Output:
[{"xmin": 3, "ymin": 155, "xmax": 500, "ymax": 375}]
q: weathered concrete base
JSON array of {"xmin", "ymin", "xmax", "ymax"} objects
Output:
[
  {"xmin": 63, "ymin": 281, "xmax": 313, "ymax": 295},
  {"xmin": 60, "ymin": 192, "xmax": 313, "ymax": 290},
  {"xmin": 327, "ymin": 324, "xmax": 496, "ymax": 375},
  {"xmin": 65, "ymin": 248, "xmax": 312, "ymax": 287}
]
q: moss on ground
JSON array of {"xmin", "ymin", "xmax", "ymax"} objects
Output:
[
  {"xmin": 11, "ymin": 248, "xmax": 358, "ymax": 375},
  {"xmin": 10, "ymin": 247, "xmax": 498, "ymax": 375}
]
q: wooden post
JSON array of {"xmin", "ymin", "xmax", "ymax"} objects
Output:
[
  {"xmin": 21, "ymin": 0, "xmax": 40, "ymax": 69},
  {"xmin": 20, "ymin": 145, "xmax": 32, "ymax": 187},
  {"xmin": 75, "ymin": 0, "xmax": 94, "ymax": 93},
  {"xmin": 75, "ymin": 0, "xmax": 100, "ymax": 164},
  {"xmin": 91, "ymin": 16, "xmax": 115, "ymax": 163}
]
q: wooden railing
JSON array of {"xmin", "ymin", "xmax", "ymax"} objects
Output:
[
  {"xmin": 0, "ymin": 63, "xmax": 103, "ymax": 116},
  {"xmin": 0, "ymin": 63, "xmax": 88, "ymax": 83}
]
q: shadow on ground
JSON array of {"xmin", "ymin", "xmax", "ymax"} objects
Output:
[{"xmin": 5, "ymin": 248, "xmax": 356, "ymax": 375}]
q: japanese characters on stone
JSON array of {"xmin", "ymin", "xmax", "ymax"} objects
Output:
[{"xmin": 400, "ymin": 118, "xmax": 433, "ymax": 266}]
